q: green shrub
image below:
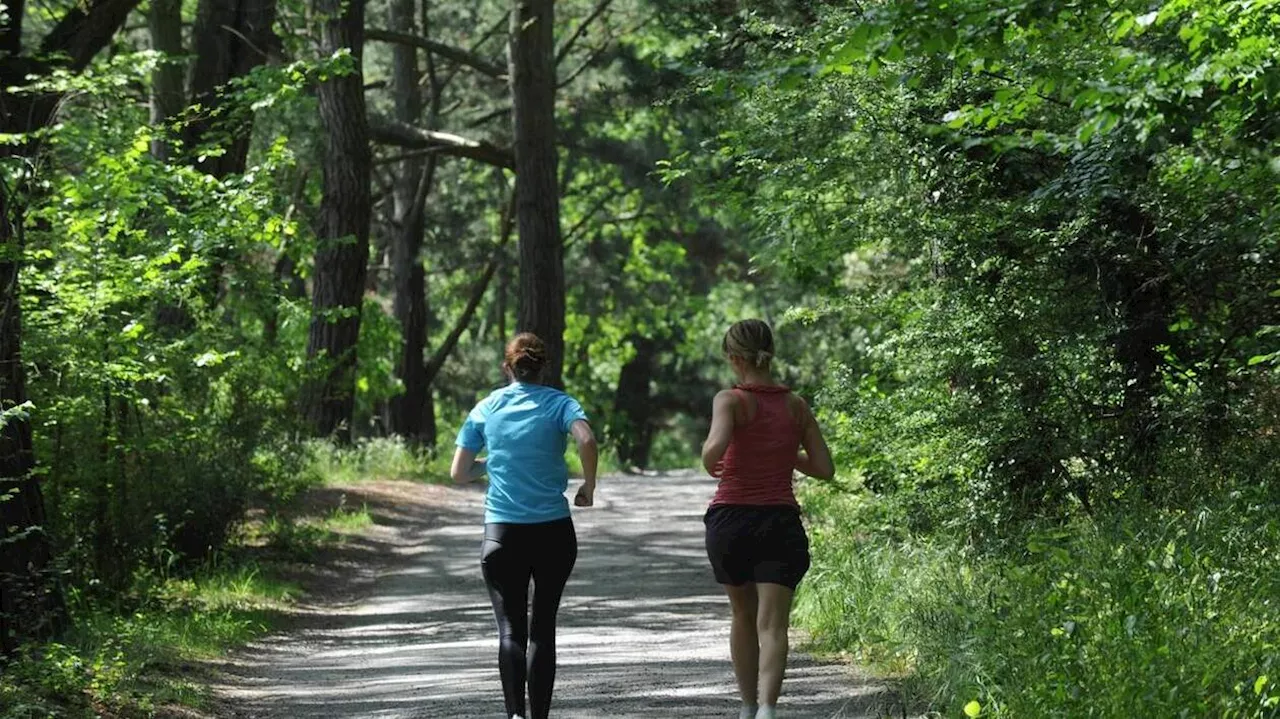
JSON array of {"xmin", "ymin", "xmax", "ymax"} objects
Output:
[{"xmin": 796, "ymin": 484, "xmax": 1280, "ymax": 718}]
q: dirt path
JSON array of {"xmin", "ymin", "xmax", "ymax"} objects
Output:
[{"xmin": 211, "ymin": 471, "xmax": 893, "ymax": 718}]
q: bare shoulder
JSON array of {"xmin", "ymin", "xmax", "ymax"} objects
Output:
[
  {"xmin": 712, "ymin": 389, "xmax": 740, "ymax": 409},
  {"xmin": 786, "ymin": 392, "xmax": 815, "ymax": 425}
]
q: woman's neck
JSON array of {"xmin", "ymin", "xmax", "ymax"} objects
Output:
[{"xmin": 738, "ymin": 369, "xmax": 778, "ymax": 386}]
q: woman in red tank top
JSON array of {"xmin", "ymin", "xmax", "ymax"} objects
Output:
[{"xmin": 700, "ymin": 319, "xmax": 834, "ymax": 719}]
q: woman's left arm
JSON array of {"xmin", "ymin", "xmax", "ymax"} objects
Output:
[
  {"xmin": 450, "ymin": 448, "xmax": 488, "ymax": 484},
  {"xmin": 700, "ymin": 390, "xmax": 737, "ymax": 477}
]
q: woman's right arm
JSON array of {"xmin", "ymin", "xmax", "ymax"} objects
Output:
[
  {"xmin": 794, "ymin": 398, "xmax": 835, "ymax": 480},
  {"xmin": 570, "ymin": 420, "xmax": 598, "ymax": 506},
  {"xmin": 450, "ymin": 447, "xmax": 487, "ymax": 484}
]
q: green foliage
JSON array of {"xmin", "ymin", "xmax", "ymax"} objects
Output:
[
  {"xmin": 797, "ymin": 483, "xmax": 1280, "ymax": 718},
  {"xmin": 18, "ymin": 54, "xmax": 315, "ymax": 586},
  {"xmin": 669, "ymin": 0, "xmax": 1280, "ymax": 714},
  {"xmin": 301, "ymin": 436, "xmax": 450, "ymax": 485},
  {"xmin": 0, "ymin": 558, "xmax": 295, "ymax": 718}
]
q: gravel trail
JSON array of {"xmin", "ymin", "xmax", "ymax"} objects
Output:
[{"xmin": 213, "ymin": 471, "xmax": 892, "ymax": 718}]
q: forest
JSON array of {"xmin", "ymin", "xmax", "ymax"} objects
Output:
[{"xmin": 2, "ymin": 0, "xmax": 1279, "ymax": 716}]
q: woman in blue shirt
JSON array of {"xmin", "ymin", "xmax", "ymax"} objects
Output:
[{"xmin": 451, "ymin": 332, "xmax": 599, "ymax": 719}]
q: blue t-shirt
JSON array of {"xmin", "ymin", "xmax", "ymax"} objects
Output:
[{"xmin": 456, "ymin": 382, "xmax": 589, "ymax": 524}]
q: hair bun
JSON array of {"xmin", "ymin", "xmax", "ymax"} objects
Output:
[{"xmin": 505, "ymin": 332, "xmax": 548, "ymax": 381}]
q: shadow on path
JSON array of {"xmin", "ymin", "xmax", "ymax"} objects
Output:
[{"xmin": 213, "ymin": 473, "xmax": 896, "ymax": 718}]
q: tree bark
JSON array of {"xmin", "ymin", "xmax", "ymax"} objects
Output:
[
  {"xmin": 182, "ymin": 0, "xmax": 278, "ymax": 178},
  {"xmin": 613, "ymin": 336, "xmax": 657, "ymax": 469},
  {"xmin": 0, "ymin": 182, "xmax": 62, "ymax": 656},
  {"xmin": 0, "ymin": 0, "xmax": 139, "ymax": 656},
  {"xmin": 305, "ymin": 0, "xmax": 372, "ymax": 441},
  {"xmin": 509, "ymin": 0, "xmax": 565, "ymax": 388},
  {"xmin": 386, "ymin": 0, "xmax": 436, "ymax": 446},
  {"xmin": 148, "ymin": 0, "xmax": 185, "ymax": 160}
]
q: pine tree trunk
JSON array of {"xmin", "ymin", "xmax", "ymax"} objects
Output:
[
  {"xmin": 509, "ymin": 0, "xmax": 565, "ymax": 388},
  {"xmin": 305, "ymin": 0, "xmax": 372, "ymax": 441},
  {"xmin": 386, "ymin": 0, "xmax": 436, "ymax": 446},
  {"xmin": 176, "ymin": 0, "xmax": 278, "ymax": 309},
  {"xmin": 0, "ymin": 0, "xmax": 141, "ymax": 656},
  {"xmin": 613, "ymin": 336, "xmax": 658, "ymax": 469},
  {"xmin": 147, "ymin": 0, "xmax": 184, "ymax": 160},
  {"xmin": 0, "ymin": 180, "xmax": 64, "ymax": 656},
  {"xmin": 183, "ymin": 0, "xmax": 278, "ymax": 178}
]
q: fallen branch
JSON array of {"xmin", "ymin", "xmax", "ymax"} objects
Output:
[{"xmin": 368, "ymin": 116, "xmax": 515, "ymax": 169}]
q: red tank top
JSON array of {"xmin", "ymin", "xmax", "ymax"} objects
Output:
[{"xmin": 710, "ymin": 384, "xmax": 802, "ymax": 508}]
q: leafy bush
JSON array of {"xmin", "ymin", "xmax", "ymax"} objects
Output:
[
  {"xmin": 0, "ymin": 558, "xmax": 295, "ymax": 719},
  {"xmin": 797, "ymin": 483, "xmax": 1280, "ymax": 718}
]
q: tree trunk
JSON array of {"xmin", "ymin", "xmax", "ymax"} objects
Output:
[
  {"xmin": 613, "ymin": 336, "xmax": 657, "ymax": 469},
  {"xmin": 0, "ymin": 0, "xmax": 141, "ymax": 657},
  {"xmin": 0, "ymin": 182, "xmax": 64, "ymax": 656},
  {"xmin": 178, "ymin": 0, "xmax": 279, "ymax": 308},
  {"xmin": 386, "ymin": 0, "xmax": 436, "ymax": 446},
  {"xmin": 147, "ymin": 0, "xmax": 185, "ymax": 160},
  {"xmin": 305, "ymin": 0, "xmax": 372, "ymax": 441},
  {"xmin": 183, "ymin": 0, "xmax": 278, "ymax": 178},
  {"xmin": 509, "ymin": 0, "xmax": 565, "ymax": 388}
]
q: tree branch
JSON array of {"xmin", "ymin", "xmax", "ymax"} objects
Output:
[
  {"xmin": 368, "ymin": 116, "xmax": 515, "ymax": 169},
  {"xmin": 39, "ymin": 0, "xmax": 141, "ymax": 71},
  {"xmin": 466, "ymin": 105, "xmax": 511, "ymax": 128},
  {"xmin": 558, "ymin": 41, "xmax": 611, "ymax": 89},
  {"xmin": 366, "ymin": 28, "xmax": 506, "ymax": 80},
  {"xmin": 555, "ymin": 0, "xmax": 612, "ymax": 67},
  {"xmin": 563, "ymin": 187, "xmax": 624, "ymax": 247},
  {"xmin": 423, "ymin": 188, "xmax": 516, "ymax": 384}
]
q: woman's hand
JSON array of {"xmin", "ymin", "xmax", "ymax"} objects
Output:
[
  {"xmin": 570, "ymin": 420, "xmax": 598, "ymax": 507},
  {"xmin": 574, "ymin": 479, "xmax": 595, "ymax": 507}
]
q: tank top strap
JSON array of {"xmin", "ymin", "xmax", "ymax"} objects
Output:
[{"xmin": 730, "ymin": 387, "xmax": 753, "ymax": 424}]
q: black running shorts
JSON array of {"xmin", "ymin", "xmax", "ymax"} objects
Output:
[{"xmin": 703, "ymin": 504, "xmax": 811, "ymax": 590}]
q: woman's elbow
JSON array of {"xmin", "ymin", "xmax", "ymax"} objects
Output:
[
  {"xmin": 449, "ymin": 459, "xmax": 469, "ymax": 484},
  {"xmin": 700, "ymin": 446, "xmax": 723, "ymax": 476}
]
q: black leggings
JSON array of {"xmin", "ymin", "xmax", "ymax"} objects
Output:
[{"xmin": 481, "ymin": 518, "xmax": 577, "ymax": 719}]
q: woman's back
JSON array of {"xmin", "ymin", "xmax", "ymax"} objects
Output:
[
  {"xmin": 457, "ymin": 381, "xmax": 587, "ymax": 524},
  {"xmin": 712, "ymin": 384, "xmax": 802, "ymax": 507}
]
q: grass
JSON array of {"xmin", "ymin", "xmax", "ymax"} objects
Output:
[
  {"xmin": 794, "ymin": 484, "xmax": 1280, "ymax": 718},
  {"xmin": 302, "ymin": 436, "xmax": 451, "ymax": 485},
  {"xmin": 0, "ymin": 560, "xmax": 299, "ymax": 719},
  {"xmin": 0, "ymin": 457, "xmax": 384, "ymax": 719},
  {"xmin": 564, "ymin": 444, "xmax": 622, "ymax": 478},
  {"xmin": 318, "ymin": 504, "xmax": 374, "ymax": 532}
]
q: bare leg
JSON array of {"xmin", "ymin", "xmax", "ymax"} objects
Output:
[
  {"xmin": 756, "ymin": 582, "xmax": 795, "ymax": 708},
  {"xmin": 724, "ymin": 583, "xmax": 760, "ymax": 711}
]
